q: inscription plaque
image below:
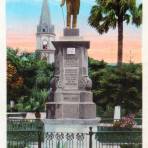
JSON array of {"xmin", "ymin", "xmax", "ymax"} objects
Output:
[
  {"xmin": 64, "ymin": 68, "xmax": 79, "ymax": 89},
  {"xmin": 67, "ymin": 48, "xmax": 75, "ymax": 54},
  {"xmin": 64, "ymin": 50, "xmax": 79, "ymax": 67},
  {"xmin": 64, "ymin": 56, "xmax": 79, "ymax": 67},
  {"xmin": 63, "ymin": 48, "xmax": 79, "ymax": 90}
]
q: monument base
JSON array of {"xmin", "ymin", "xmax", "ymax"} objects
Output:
[
  {"xmin": 64, "ymin": 28, "xmax": 79, "ymax": 36},
  {"xmin": 46, "ymin": 102, "xmax": 96, "ymax": 119},
  {"xmin": 43, "ymin": 118, "xmax": 99, "ymax": 133},
  {"xmin": 46, "ymin": 33, "xmax": 97, "ymax": 124}
]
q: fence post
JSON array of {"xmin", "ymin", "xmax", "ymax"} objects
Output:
[
  {"xmin": 89, "ymin": 127, "xmax": 93, "ymax": 148},
  {"xmin": 37, "ymin": 119, "xmax": 42, "ymax": 148},
  {"xmin": 38, "ymin": 130, "xmax": 42, "ymax": 148}
]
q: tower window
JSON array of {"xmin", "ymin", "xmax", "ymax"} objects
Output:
[
  {"xmin": 42, "ymin": 40, "xmax": 48, "ymax": 50},
  {"xmin": 42, "ymin": 28, "xmax": 46, "ymax": 32}
]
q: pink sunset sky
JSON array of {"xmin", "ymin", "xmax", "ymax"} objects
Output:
[{"xmin": 6, "ymin": 0, "xmax": 142, "ymax": 63}]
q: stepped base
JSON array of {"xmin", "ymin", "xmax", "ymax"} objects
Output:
[
  {"xmin": 46, "ymin": 102, "xmax": 96, "ymax": 119},
  {"xmin": 43, "ymin": 118, "xmax": 99, "ymax": 132}
]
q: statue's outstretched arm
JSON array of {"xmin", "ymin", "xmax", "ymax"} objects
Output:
[{"xmin": 60, "ymin": 0, "xmax": 65, "ymax": 7}]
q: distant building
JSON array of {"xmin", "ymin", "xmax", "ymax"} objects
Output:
[{"xmin": 36, "ymin": 0, "xmax": 55, "ymax": 64}]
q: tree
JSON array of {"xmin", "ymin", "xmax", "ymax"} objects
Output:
[
  {"xmin": 7, "ymin": 61, "xmax": 24, "ymax": 104},
  {"xmin": 89, "ymin": 61, "xmax": 142, "ymax": 115},
  {"xmin": 88, "ymin": 0, "xmax": 142, "ymax": 65},
  {"xmin": 7, "ymin": 48, "xmax": 24, "ymax": 104},
  {"xmin": 7, "ymin": 48, "xmax": 54, "ymax": 112}
]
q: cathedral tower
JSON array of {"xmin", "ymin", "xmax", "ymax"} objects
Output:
[{"xmin": 36, "ymin": 0, "xmax": 55, "ymax": 64}]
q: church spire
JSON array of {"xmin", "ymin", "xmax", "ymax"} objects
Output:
[
  {"xmin": 36, "ymin": 0, "xmax": 55, "ymax": 64},
  {"xmin": 39, "ymin": 0, "xmax": 51, "ymax": 26},
  {"xmin": 37, "ymin": 0, "xmax": 54, "ymax": 34}
]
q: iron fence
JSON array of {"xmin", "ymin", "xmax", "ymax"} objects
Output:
[
  {"xmin": 43, "ymin": 127, "xmax": 142, "ymax": 148},
  {"xmin": 7, "ymin": 119, "xmax": 142, "ymax": 148},
  {"xmin": 7, "ymin": 119, "xmax": 44, "ymax": 148},
  {"xmin": 7, "ymin": 119, "xmax": 44, "ymax": 131},
  {"xmin": 44, "ymin": 132, "xmax": 88, "ymax": 148}
]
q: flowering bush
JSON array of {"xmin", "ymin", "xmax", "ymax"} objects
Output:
[{"xmin": 113, "ymin": 114, "xmax": 136, "ymax": 128}]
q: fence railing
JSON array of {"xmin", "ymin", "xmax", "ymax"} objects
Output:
[
  {"xmin": 7, "ymin": 119, "xmax": 44, "ymax": 148},
  {"xmin": 44, "ymin": 127, "xmax": 142, "ymax": 148},
  {"xmin": 44, "ymin": 132, "xmax": 88, "ymax": 148},
  {"xmin": 7, "ymin": 119, "xmax": 142, "ymax": 148},
  {"xmin": 7, "ymin": 119, "xmax": 44, "ymax": 131}
]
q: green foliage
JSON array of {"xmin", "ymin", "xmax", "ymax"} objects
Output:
[
  {"xmin": 88, "ymin": 58, "xmax": 142, "ymax": 116},
  {"xmin": 120, "ymin": 144, "xmax": 142, "ymax": 148},
  {"xmin": 7, "ymin": 48, "xmax": 53, "ymax": 112},
  {"xmin": 88, "ymin": 0, "xmax": 142, "ymax": 34}
]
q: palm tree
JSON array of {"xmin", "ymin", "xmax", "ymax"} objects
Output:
[{"xmin": 88, "ymin": 0, "xmax": 142, "ymax": 65}]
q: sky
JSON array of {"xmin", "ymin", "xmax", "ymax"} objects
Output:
[{"xmin": 6, "ymin": 0, "xmax": 142, "ymax": 63}]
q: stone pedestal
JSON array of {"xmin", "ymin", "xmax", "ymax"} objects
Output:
[
  {"xmin": 64, "ymin": 28, "xmax": 79, "ymax": 36},
  {"xmin": 43, "ymin": 119, "xmax": 99, "ymax": 133},
  {"xmin": 46, "ymin": 101, "xmax": 96, "ymax": 119},
  {"xmin": 46, "ymin": 29, "xmax": 96, "ymax": 121}
]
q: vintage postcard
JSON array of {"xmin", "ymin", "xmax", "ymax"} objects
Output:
[{"xmin": 0, "ymin": 0, "xmax": 145, "ymax": 147}]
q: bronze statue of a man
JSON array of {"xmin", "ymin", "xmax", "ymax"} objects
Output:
[{"xmin": 61, "ymin": 0, "xmax": 80, "ymax": 29}]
